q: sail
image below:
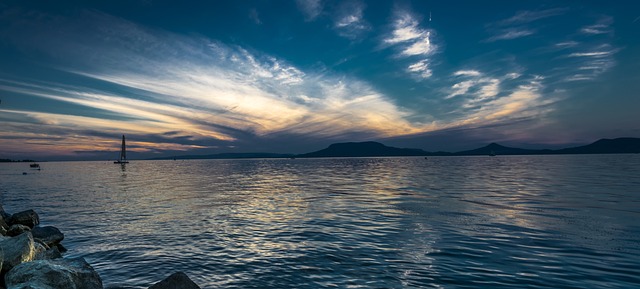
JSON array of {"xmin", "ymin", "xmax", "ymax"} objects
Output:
[
  {"xmin": 114, "ymin": 135, "xmax": 129, "ymax": 164},
  {"xmin": 121, "ymin": 135, "xmax": 126, "ymax": 161}
]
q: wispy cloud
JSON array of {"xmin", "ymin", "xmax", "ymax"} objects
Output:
[
  {"xmin": 384, "ymin": 9, "xmax": 436, "ymax": 79},
  {"xmin": 486, "ymin": 28, "xmax": 535, "ymax": 42},
  {"xmin": 561, "ymin": 42, "xmax": 618, "ymax": 82},
  {"xmin": 497, "ymin": 8, "xmax": 568, "ymax": 26},
  {"xmin": 579, "ymin": 16, "xmax": 613, "ymax": 34},
  {"xmin": 407, "ymin": 60, "xmax": 432, "ymax": 79},
  {"xmin": 446, "ymin": 70, "xmax": 502, "ymax": 100},
  {"xmin": 333, "ymin": 0, "xmax": 370, "ymax": 40},
  {"xmin": 486, "ymin": 8, "xmax": 566, "ymax": 42},
  {"xmin": 296, "ymin": 0, "xmax": 323, "ymax": 21},
  {"xmin": 0, "ymin": 11, "xmax": 431, "ymax": 156}
]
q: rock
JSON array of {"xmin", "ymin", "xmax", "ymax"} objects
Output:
[
  {"xmin": 5, "ymin": 257, "xmax": 103, "ymax": 289},
  {"xmin": 56, "ymin": 243, "xmax": 68, "ymax": 253},
  {"xmin": 148, "ymin": 272, "xmax": 201, "ymax": 289},
  {"xmin": 34, "ymin": 246, "xmax": 62, "ymax": 260},
  {"xmin": 0, "ymin": 232, "xmax": 35, "ymax": 272},
  {"xmin": 8, "ymin": 210, "xmax": 39, "ymax": 228},
  {"xmin": 0, "ymin": 203, "xmax": 11, "ymax": 221},
  {"xmin": 7, "ymin": 224, "xmax": 31, "ymax": 237},
  {"xmin": 31, "ymin": 226, "xmax": 64, "ymax": 247}
]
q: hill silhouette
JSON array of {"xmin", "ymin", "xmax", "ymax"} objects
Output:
[
  {"xmin": 554, "ymin": 138, "xmax": 640, "ymax": 154},
  {"xmin": 296, "ymin": 141, "xmax": 435, "ymax": 158},
  {"xmin": 455, "ymin": 143, "xmax": 549, "ymax": 156},
  {"xmin": 147, "ymin": 137, "xmax": 639, "ymax": 160}
]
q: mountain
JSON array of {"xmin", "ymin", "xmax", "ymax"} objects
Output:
[
  {"xmin": 149, "ymin": 152, "xmax": 294, "ymax": 160},
  {"xmin": 454, "ymin": 143, "xmax": 549, "ymax": 156},
  {"xmin": 553, "ymin": 138, "xmax": 640, "ymax": 154},
  {"xmin": 146, "ymin": 137, "xmax": 639, "ymax": 160},
  {"xmin": 297, "ymin": 141, "xmax": 436, "ymax": 158}
]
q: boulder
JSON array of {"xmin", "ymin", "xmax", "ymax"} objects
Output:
[
  {"xmin": 31, "ymin": 226, "xmax": 64, "ymax": 247},
  {"xmin": 0, "ymin": 203, "xmax": 11, "ymax": 221},
  {"xmin": 0, "ymin": 232, "xmax": 35, "ymax": 272},
  {"xmin": 148, "ymin": 272, "xmax": 201, "ymax": 289},
  {"xmin": 7, "ymin": 224, "xmax": 31, "ymax": 237},
  {"xmin": 5, "ymin": 257, "xmax": 103, "ymax": 289},
  {"xmin": 34, "ymin": 246, "xmax": 62, "ymax": 260},
  {"xmin": 8, "ymin": 210, "xmax": 39, "ymax": 228}
]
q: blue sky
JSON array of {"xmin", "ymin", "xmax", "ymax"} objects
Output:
[{"xmin": 1, "ymin": 1, "xmax": 639, "ymax": 160}]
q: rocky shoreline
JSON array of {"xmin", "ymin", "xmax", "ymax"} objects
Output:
[{"xmin": 0, "ymin": 204, "xmax": 201, "ymax": 289}]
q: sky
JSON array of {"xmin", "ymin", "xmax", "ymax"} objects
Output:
[{"xmin": 1, "ymin": 1, "xmax": 639, "ymax": 160}]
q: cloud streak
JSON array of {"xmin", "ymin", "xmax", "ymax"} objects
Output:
[
  {"xmin": 384, "ymin": 9, "xmax": 436, "ymax": 79},
  {"xmin": 0, "ymin": 11, "xmax": 431, "ymax": 156}
]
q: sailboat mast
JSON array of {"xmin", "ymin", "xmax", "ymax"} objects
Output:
[{"xmin": 121, "ymin": 135, "xmax": 126, "ymax": 161}]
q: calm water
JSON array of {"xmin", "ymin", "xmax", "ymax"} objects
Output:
[{"xmin": 1, "ymin": 155, "xmax": 639, "ymax": 288}]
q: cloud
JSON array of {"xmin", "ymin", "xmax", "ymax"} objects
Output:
[
  {"xmin": 333, "ymin": 0, "xmax": 370, "ymax": 40},
  {"xmin": 383, "ymin": 9, "xmax": 437, "ymax": 79},
  {"xmin": 486, "ymin": 28, "xmax": 535, "ymax": 42},
  {"xmin": 296, "ymin": 0, "xmax": 323, "ymax": 21},
  {"xmin": 485, "ymin": 8, "xmax": 566, "ymax": 42},
  {"xmin": 561, "ymin": 44, "xmax": 618, "ymax": 81},
  {"xmin": 0, "ymin": 11, "xmax": 432, "ymax": 155},
  {"xmin": 580, "ymin": 16, "xmax": 613, "ymax": 34},
  {"xmin": 497, "ymin": 8, "xmax": 568, "ymax": 26},
  {"xmin": 453, "ymin": 70, "xmax": 482, "ymax": 77},
  {"xmin": 446, "ymin": 70, "xmax": 502, "ymax": 100},
  {"xmin": 407, "ymin": 60, "xmax": 432, "ymax": 79}
]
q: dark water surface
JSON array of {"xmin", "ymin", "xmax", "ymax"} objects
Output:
[{"xmin": 1, "ymin": 155, "xmax": 639, "ymax": 288}]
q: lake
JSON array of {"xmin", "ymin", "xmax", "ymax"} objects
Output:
[{"xmin": 1, "ymin": 155, "xmax": 639, "ymax": 288}]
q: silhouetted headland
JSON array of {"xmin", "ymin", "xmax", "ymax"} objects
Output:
[{"xmin": 145, "ymin": 137, "xmax": 639, "ymax": 160}]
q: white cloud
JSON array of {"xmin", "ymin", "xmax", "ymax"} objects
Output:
[
  {"xmin": 401, "ymin": 33, "xmax": 433, "ymax": 56},
  {"xmin": 580, "ymin": 16, "xmax": 613, "ymax": 35},
  {"xmin": 383, "ymin": 9, "xmax": 437, "ymax": 79},
  {"xmin": 568, "ymin": 51, "xmax": 613, "ymax": 57},
  {"xmin": 497, "ymin": 8, "xmax": 568, "ymax": 26},
  {"xmin": 0, "ymin": 11, "xmax": 433, "ymax": 154},
  {"xmin": 407, "ymin": 60, "xmax": 432, "ymax": 79},
  {"xmin": 454, "ymin": 70, "xmax": 482, "ymax": 77},
  {"xmin": 384, "ymin": 12, "xmax": 424, "ymax": 44},
  {"xmin": 296, "ymin": 0, "xmax": 323, "ymax": 21},
  {"xmin": 486, "ymin": 28, "xmax": 535, "ymax": 42},
  {"xmin": 333, "ymin": 1, "xmax": 370, "ymax": 40}
]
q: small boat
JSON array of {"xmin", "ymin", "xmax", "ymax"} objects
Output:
[
  {"xmin": 29, "ymin": 163, "xmax": 40, "ymax": 168},
  {"xmin": 114, "ymin": 135, "xmax": 130, "ymax": 164}
]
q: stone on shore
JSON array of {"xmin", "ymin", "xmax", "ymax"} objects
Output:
[
  {"xmin": 7, "ymin": 224, "xmax": 31, "ymax": 237},
  {"xmin": 31, "ymin": 226, "xmax": 64, "ymax": 247},
  {"xmin": 8, "ymin": 210, "xmax": 40, "ymax": 228},
  {"xmin": 5, "ymin": 257, "xmax": 103, "ymax": 289},
  {"xmin": 148, "ymin": 272, "xmax": 201, "ymax": 289},
  {"xmin": 34, "ymin": 246, "xmax": 62, "ymax": 260},
  {"xmin": 0, "ymin": 232, "xmax": 35, "ymax": 272}
]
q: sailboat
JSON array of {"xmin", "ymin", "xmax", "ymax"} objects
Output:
[{"xmin": 114, "ymin": 135, "xmax": 130, "ymax": 164}]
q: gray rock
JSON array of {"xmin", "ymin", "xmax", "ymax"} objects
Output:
[
  {"xmin": 34, "ymin": 246, "xmax": 62, "ymax": 260},
  {"xmin": 31, "ymin": 226, "xmax": 64, "ymax": 247},
  {"xmin": 148, "ymin": 272, "xmax": 201, "ymax": 289},
  {"xmin": 0, "ymin": 232, "xmax": 35, "ymax": 272},
  {"xmin": 0, "ymin": 203, "xmax": 10, "ymax": 221},
  {"xmin": 8, "ymin": 210, "xmax": 39, "ymax": 228},
  {"xmin": 5, "ymin": 257, "xmax": 103, "ymax": 289},
  {"xmin": 7, "ymin": 224, "xmax": 31, "ymax": 237}
]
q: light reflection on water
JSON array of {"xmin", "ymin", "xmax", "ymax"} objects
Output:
[{"xmin": 1, "ymin": 155, "xmax": 639, "ymax": 288}]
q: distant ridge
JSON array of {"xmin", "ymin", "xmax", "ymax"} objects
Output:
[
  {"xmin": 296, "ymin": 141, "xmax": 435, "ymax": 158},
  {"xmin": 145, "ymin": 137, "xmax": 639, "ymax": 160},
  {"xmin": 554, "ymin": 138, "xmax": 640, "ymax": 154}
]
